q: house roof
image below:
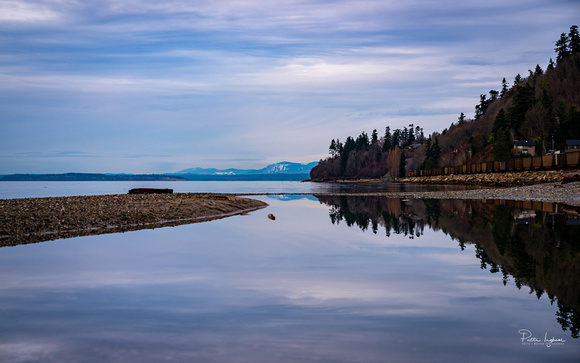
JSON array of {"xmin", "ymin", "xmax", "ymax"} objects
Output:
[
  {"xmin": 566, "ymin": 140, "xmax": 580, "ymax": 146},
  {"xmin": 514, "ymin": 140, "xmax": 535, "ymax": 147}
]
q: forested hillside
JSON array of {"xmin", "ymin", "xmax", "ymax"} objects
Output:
[
  {"xmin": 311, "ymin": 25, "xmax": 580, "ymax": 181},
  {"xmin": 311, "ymin": 126, "xmax": 426, "ymax": 180}
]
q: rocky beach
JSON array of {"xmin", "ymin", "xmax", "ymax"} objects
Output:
[
  {"xmin": 358, "ymin": 181, "xmax": 580, "ymax": 207},
  {"xmin": 403, "ymin": 169, "xmax": 580, "ymax": 187},
  {"xmin": 398, "ymin": 169, "xmax": 580, "ymax": 206},
  {"xmin": 0, "ymin": 193, "xmax": 267, "ymax": 247}
]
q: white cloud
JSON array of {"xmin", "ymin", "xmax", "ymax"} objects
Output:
[
  {"xmin": 1, "ymin": 0, "xmax": 579, "ymax": 172},
  {"xmin": 0, "ymin": 0, "xmax": 61, "ymax": 23}
]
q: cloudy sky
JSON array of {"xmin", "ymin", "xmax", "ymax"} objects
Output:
[{"xmin": 1, "ymin": 0, "xmax": 578, "ymax": 174}]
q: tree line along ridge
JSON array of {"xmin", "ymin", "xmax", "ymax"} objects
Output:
[{"xmin": 310, "ymin": 25, "xmax": 580, "ymax": 181}]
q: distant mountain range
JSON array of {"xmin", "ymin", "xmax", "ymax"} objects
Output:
[
  {"xmin": 0, "ymin": 161, "xmax": 319, "ymax": 181},
  {"xmin": 172, "ymin": 161, "xmax": 318, "ymax": 176}
]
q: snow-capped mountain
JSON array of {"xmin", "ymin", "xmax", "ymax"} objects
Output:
[
  {"xmin": 173, "ymin": 161, "xmax": 318, "ymax": 176},
  {"xmin": 259, "ymin": 161, "xmax": 318, "ymax": 174}
]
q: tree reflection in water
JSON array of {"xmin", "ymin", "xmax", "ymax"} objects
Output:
[{"xmin": 316, "ymin": 195, "xmax": 580, "ymax": 339}]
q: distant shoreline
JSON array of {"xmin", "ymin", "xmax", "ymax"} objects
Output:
[
  {"xmin": 0, "ymin": 173, "xmax": 310, "ymax": 182},
  {"xmin": 0, "ymin": 173, "xmax": 186, "ymax": 182}
]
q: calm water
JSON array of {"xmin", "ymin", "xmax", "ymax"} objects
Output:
[
  {"xmin": 0, "ymin": 182, "xmax": 579, "ymax": 362},
  {"xmin": 0, "ymin": 180, "xmax": 477, "ymax": 199}
]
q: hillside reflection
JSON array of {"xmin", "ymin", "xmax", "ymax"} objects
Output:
[{"xmin": 316, "ymin": 195, "xmax": 580, "ymax": 339}]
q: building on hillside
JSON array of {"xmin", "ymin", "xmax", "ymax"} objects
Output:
[
  {"xmin": 513, "ymin": 140, "xmax": 535, "ymax": 156},
  {"xmin": 566, "ymin": 140, "xmax": 580, "ymax": 152}
]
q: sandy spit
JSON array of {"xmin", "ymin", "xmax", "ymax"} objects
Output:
[{"xmin": 0, "ymin": 193, "xmax": 267, "ymax": 247}]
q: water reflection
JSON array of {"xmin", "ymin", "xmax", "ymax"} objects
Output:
[
  {"xmin": 316, "ymin": 195, "xmax": 580, "ymax": 339},
  {"xmin": 313, "ymin": 181, "xmax": 481, "ymax": 194},
  {"xmin": 2, "ymin": 195, "xmax": 579, "ymax": 362}
]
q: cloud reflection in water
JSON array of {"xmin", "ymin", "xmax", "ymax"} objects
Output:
[{"xmin": 0, "ymin": 196, "xmax": 578, "ymax": 362}]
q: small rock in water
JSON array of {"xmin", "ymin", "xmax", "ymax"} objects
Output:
[{"xmin": 268, "ymin": 214, "xmax": 276, "ymax": 220}]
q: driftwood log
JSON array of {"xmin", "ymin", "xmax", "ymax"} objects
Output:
[
  {"xmin": 128, "ymin": 188, "xmax": 173, "ymax": 194},
  {"xmin": 562, "ymin": 173, "xmax": 580, "ymax": 184}
]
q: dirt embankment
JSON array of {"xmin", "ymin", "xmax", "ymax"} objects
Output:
[{"xmin": 0, "ymin": 193, "xmax": 267, "ymax": 247}]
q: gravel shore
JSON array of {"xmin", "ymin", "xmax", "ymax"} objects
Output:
[
  {"xmin": 233, "ymin": 181, "xmax": 580, "ymax": 206},
  {"xmin": 403, "ymin": 169, "xmax": 580, "ymax": 186},
  {"xmin": 0, "ymin": 193, "xmax": 267, "ymax": 247},
  {"xmin": 333, "ymin": 181, "xmax": 580, "ymax": 206}
]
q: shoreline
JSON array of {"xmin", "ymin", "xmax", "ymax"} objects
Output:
[
  {"xmin": 0, "ymin": 193, "xmax": 268, "ymax": 247},
  {"xmin": 234, "ymin": 181, "xmax": 580, "ymax": 206},
  {"xmin": 402, "ymin": 169, "xmax": 580, "ymax": 187},
  {"xmin": 310, "ymin": 168, "xmax": 580, "ymax": 186},
  {"xmin": 3, "ymin": 179, "xmax": 580, "ymax": 247}
]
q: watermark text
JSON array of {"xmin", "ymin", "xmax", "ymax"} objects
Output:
[{"xmin": 518, "ymin": 329, "xmax": 566, "ymax": 347}]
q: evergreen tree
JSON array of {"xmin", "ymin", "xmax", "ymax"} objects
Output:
[
  {"xmin": 514, "ymin": 73, "xmax": 522, "ymax": 86},
  {"xmin": 420, "ymin": 136, "xmax": 440, "ymax": 170},
  {"xmin": 494, "ymin": 127, "xmax": 512, "ymax": 161},
  {"xmin": 569, "ymin": 25, "xmax": 580, "ymax": 55},
  {"xmin": 458, "ymin": 112, "xmax": 466, "ymax": 124},
  {"xmin": 340, "ymin": 137, "xmax": 356, "ymax": 173},
  {"xmin": 474, "ymin": 94, "xmax": 488, "ymax": 119},
  {"xmin": 355, "ymin": 132, "xmax": 369, "ymax": 151},
  {"xmin": 399, "ymin": 151, "xmax": 406, "ymax": 177},
  {"xmin": 415, "ymin": 126, "xmax": 422, "ymax": 142},
  {"xmin": 492, "ymin": 109, "xmax": 509, "ymax": 135},
  {"xmin": 392, "ymin": 129, "xmax": 401, "ymax": 149},
  {"xmin": 408, "ymin": 124, "xmax": 415, "ymax": 145},
  {"xmin": 432, "ymin": 137, "xmax": 441, "ymax": 161},
  {"xmin": 402, "ymin": 127, "xmax": 409, "ymax": 147},
  {"xmin": 509, "ymin": 84, "xmax": 535, "ymax": 133},
  {"xmin": 329, "ymin": 139, "xmax": 337, "ymax": 157},
  {"xmin": 382, "ymin": 127, "xmax": 392, "ymax": 151},
  {"xmin": 540, "ymin": 79, "xmax": 553, "ymax": 109},
  {"xmin": 534, "ymin": 64, "xmax": 543, "ymax": 76},
  {"xmin": 540, "ymin": 79, "xmax": 555, "ymax": 139},
  {"xmin": 371, "ymin": 129, "xmax": 378, "ymax": 145},
  {"xmin": 547, "ymin": 58, "xmax": 555, "ymax": 71},
  {"xmin": 336, "ymin": 139, "xmax": 343, "ymax": 154},
  {"xmin": 555, "ymin": 32, "xmax": 570, "ymax": 63},
  {"xmin": 500, "ymin": 78, "xmax": 508, "ymax": 98}
]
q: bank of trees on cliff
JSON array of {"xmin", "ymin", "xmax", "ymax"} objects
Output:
[
  {"xmin": 414, "ymin": 25, "xmax": 580, "ymax": 169},
  {"xmin": 312, "ymin": 25, "xmax": 580, "ymax": 179},
  {"xmin": 311, "ymin": 125, "xmax": 425, "ymax": 180}
]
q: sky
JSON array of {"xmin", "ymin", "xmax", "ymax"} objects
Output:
[{"xmin": 1, "ymin": 0, "xmax": 579, "ymax": 174}]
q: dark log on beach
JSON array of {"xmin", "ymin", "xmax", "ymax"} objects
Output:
[
  {"xmin": 128, "ymin": 188, "xmax": 174, "ymax": 194},
  {"xmin": 562, "ymin": 173, "xmax": 580, "ymax": 184}
]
